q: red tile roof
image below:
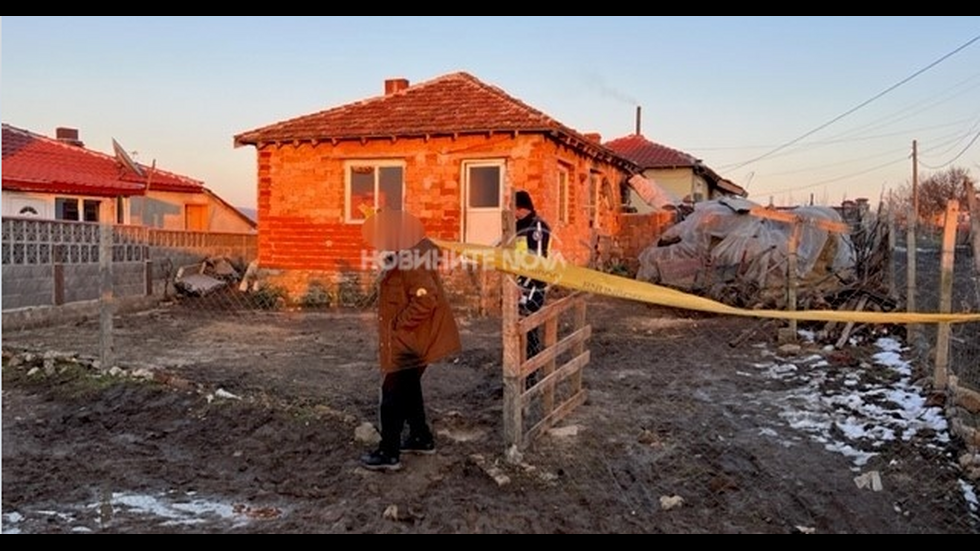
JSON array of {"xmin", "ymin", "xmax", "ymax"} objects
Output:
[
  {"xmin": 605, "ymin": 133, "xmax": 747, "ymax": 197},
  {"xmin": 2, "ymin": 124, "xmax": 204, "ymax": 196},
  {"xmin": 604, "ymin": 133, "xmax": 698, "ymax": 168},
  {"xmin": 233, "ymin": 71, "xmax": 636, "ymax": 170}
]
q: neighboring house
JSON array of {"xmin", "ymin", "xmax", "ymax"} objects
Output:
[
  {"xmin": 233, "ymin": 71, "xmax": 673, "ymax": 298},
  {"xmin": 605, "ymin": 118, "xmax": 747, "ymax": 212},
  {"xmin": 2, "ymin": 124, "xmax": 256, "ymax": 234}
]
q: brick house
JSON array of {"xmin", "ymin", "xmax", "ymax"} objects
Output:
[
  {"xmin": 2, "ymin": 124, "xmax": 256, "ymax": 234},
  {"xmin": 233, "ymin": 71, "xmax": 674, "ymax": 301}
]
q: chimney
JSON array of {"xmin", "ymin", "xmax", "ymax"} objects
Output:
[
  {"xmin": 385, "ymin": 78, "xmax": 410, "ymax": 96},
  {"xmin": 635, "ymin": 106, "xmax": 642, "ymax": 136},
  {"xmin": 584, "ymin": 133, "xmax": 602, "ymax": 144},
  {"xmin": 56, "ymin": 127, "xmax": 84, "ymax": 147}
]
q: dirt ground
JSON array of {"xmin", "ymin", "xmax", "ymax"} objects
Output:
[{"xmin": 2, "ymin": 293, "xmax": 979, "ymax": 534}]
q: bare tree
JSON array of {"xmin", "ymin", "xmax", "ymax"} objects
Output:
[{"xmin": 891, "ymin": 166, "xmax": 975, "ymax": 230}]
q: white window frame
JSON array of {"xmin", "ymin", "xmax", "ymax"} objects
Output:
[
  {"xmin": 344, "ymin": 160, "xmax": 406, "ymax": 224},
  {"xmin": 55, "ymin": 196, "xmax": 102, "ymax": 223}
]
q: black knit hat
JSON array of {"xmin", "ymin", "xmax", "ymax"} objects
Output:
[{"xmin": 515, "ymin": 190, "xmax": 535, "ymax": 211}]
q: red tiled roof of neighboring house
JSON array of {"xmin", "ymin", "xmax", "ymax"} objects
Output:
[
  {"xmin": 605, "ymin": 133, "xmax": 747, "ymax": 197},
  {"xmin": 233, "ymin": 71, "xmax": 637, "ymax": 170},
  {"xmin": 604, "ymin": 133, "xmax": 698, "ymax": 168},
  {"xmin": 2, "ymin": 124, "xmax": 204, "ymax": 196}
]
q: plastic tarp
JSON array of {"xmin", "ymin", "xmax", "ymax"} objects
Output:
[{"xmin": 636, "ymin": 198, "xmax": 856, "ymax": 306}]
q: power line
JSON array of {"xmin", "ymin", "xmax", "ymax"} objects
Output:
[
  {"xmin": 725, "ymin": 32, "xmax": 980, "ymax": 173},
  {"xmin": 758, "ymin": 156, "xmax": 910, "ymax": 196},
  {"xmin": 918, "ymin": 130, "xmax": 980, "ymax": 170}
]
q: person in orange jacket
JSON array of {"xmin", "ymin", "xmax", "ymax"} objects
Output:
[{"xmin": 360, "ymin": 213, "xmax": 462, "ymax": 471}]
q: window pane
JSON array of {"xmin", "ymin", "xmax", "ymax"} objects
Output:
[
  {"xmin": 349, "ymin": 166, "xmax": 376, "ymax": 221},
  {"xmin": 558, "ymin": 169, "xmax": 569, "ymax": 223},
  {"xmin": 56, "ymin": 198, "xmax": 79, "ymax": 221},
  {"xmin": 468, "ymin": 166, "xmax": 500, "ymax": 208},
  {"xmin": 378, "ymin": 166, "xmax": 404, "ymax": 211},
  {"xmin": 83, "ymin": 200, "xmax": 101, "ymax": 222}
]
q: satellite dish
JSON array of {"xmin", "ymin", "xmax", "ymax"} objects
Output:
[{"xmin": 112, "ymin": 138, "xmax": 145, "ymax": 178}]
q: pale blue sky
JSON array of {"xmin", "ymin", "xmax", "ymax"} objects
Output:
[{"xmin": 3, "ymin": 16, "xmax": 979, "ymax": 209}]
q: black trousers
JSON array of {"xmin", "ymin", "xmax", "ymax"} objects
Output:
[
  {"xmin": 378, "ymin": 366, "xmax": 430, "ymax": 457},
  {"xmin": 520, "ymin": 288, "xmax": 547, "ymax": 361}
]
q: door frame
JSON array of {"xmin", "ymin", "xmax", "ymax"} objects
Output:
[{"xmin": 460, "ymin": 159, "xmax": 506, "ymax": 245}]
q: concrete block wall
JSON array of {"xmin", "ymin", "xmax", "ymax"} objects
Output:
[
  {"xmin": 2, "ymin": 265, "xmax": 55, "ymax": 309},
  {"xmin": 2, "ymin": 218, "xmax": 257, "ymax": 311}
]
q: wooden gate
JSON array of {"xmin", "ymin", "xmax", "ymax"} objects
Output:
[{"xmin": 502, "ymin": 280, "xmax": 592, "ymax": 450}]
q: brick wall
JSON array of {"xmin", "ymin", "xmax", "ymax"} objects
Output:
[{"xmin": 253, "ymin": 134, "xmax": 634, "ymax": 302}]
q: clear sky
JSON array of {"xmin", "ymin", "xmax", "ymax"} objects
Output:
[{"xmin": 3, "ymin": 16, "xmax": 979, "ymax": 209}]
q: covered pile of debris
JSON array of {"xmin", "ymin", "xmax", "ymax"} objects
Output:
[
  {"xmin": 637, "ymin": 198, "xmax": 858, "ymax": 309},
  {"xmin": 173, "ymin": 256, "xmax": 247, "ymax": 297}
]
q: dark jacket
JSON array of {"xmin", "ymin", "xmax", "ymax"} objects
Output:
[
  {"xmin": 377, "ymin": 239, "xmax": 462, "ymax": 372},
  {"xmin": 515, "ymin": 211, "xmax": 551, "ymax": 297}
]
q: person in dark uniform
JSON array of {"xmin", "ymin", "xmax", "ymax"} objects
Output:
[{"xmin": 514, "ymin": 191, "xmax": 551, "ymax": 384}]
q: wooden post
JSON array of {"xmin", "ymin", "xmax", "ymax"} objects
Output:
[
  {"xmin": 786, "ymin": 221, "xmax": 802, "ymax": 337},
  {"xmin": 967, "ymin": 181, "xmax": 979, "ymax": 277},
  {"xmin": 572, "ymin": 298, "xmax": 587, "ymax": 394},
  {"xmin": 53, "ymin": 243, "xmax": 65, "ymax": 306},
  {"xmin": 907, "ymin": 141, "xmax": 920, "ymax": 349},
  {"xmin": 542, "ymin": 316, "xmax": 558, "ymax": 415},
  {"xmin": 501, "ymin": 209, "xmax": 522, "ymax": 451},
  {"xmin": 99, "ymin": 223, "xmax": 115, "ymax": 370},
  {"xmin": 887, "ymin": 203, "xmax": 897, "ymax": 299},
  {"xmin": 934, "ymin": 200, "xmax": 959, "ymax": 389}
]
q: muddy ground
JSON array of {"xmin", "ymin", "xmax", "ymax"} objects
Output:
[{"xmin": 2, "ymin": 293, "xmax": 979, "ymax": 534}]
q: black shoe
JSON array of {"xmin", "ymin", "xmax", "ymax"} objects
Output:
[
  {"xmin": 360, "ymin": 449, "xmax": 402, "ymax": 471},
  {"xmin": 400, "ymin": 435, "xmax": 436, "ymax": 455}
]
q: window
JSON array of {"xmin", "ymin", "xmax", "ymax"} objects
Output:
[
  {"xmin": 557, "ymin": 167, "xmax": 570, "ymax": 224},
  {"xmin": 83, "ymin": 200, "xmax": 100, "ymax": 222},
  {"xmin": 55, "ymin": 198, "xmax": 80, "ymax": 221},
  {"xmin": 467, "ymin": 166, "xmax": 501, "ymax": 208},
  {"xmin": 55, "ymin": 197, "xmax": 101, "ymax": 222},
  {"xmin": 346, "ymin": 162, "xmax": 405, "ymax": 222}
]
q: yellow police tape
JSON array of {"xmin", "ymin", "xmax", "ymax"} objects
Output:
[{"xmin": 431, "ymin": 239, "xmax": 980, "ymax": 325}]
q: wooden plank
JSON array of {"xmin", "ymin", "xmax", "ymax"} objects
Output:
[
  {"xmin": 934, "ymin": 200, "xmax": 959, "ymax": 389},
  {"xmin": 520, "ymin": 326, "xmax": 592, "ymax": 378},
  {"xmin": 523, "ymin": 390, "xmax": 588, "ymax": 448},
  {"xmin": 749, "ymin": 207, "xmax": 850, "ymax": 234},
  {"xmin": 518, "ymin": 292, "xmax": 581, "ymax": 334},
  {"xmin": 836, "ymin": 295, "xmax": 870, "ymax": 349},
  {"xmin": 521, "ymin": 351, "xmax": 591, "ymax": 405}
]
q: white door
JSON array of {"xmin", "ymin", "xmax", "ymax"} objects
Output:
[{"xmin": 463, "ymin": 162, "xmax": 503, "ymax": 245}]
